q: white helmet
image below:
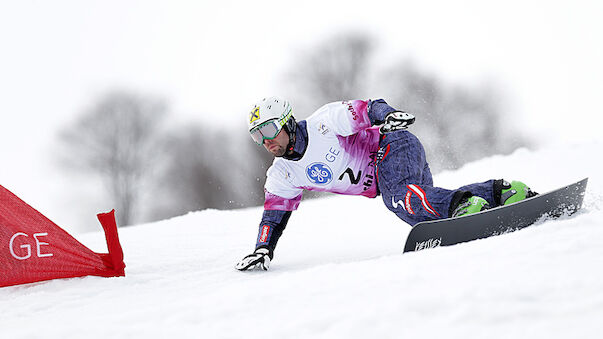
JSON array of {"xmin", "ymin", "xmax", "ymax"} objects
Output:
[{"xmin": 248, "ymin": 97, "xmax": 296, "ymax": 145}]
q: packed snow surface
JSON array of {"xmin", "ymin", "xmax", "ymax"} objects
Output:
[{"xmin": 2, "ymin": 140, "xmax": 603, "ymax": 339}]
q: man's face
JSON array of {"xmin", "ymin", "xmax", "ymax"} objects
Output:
[{"xmin": 263, "ymin": 128, "xmax": 289, "ymax": 157}]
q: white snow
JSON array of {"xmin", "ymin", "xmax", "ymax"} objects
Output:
[{"xmin": 2, "ymin": 140, "xmax": 603, "ymax": 339}]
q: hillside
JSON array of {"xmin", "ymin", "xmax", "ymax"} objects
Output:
[{"xmin": 1, "ymin": 140, "xmax": 602, "ymax": 339}]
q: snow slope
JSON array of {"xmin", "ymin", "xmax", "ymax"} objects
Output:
[{"xmin": 2, "ymin": 140, "xmax": 603, "ymax": 339}]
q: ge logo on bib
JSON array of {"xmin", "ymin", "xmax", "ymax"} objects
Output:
[{"xmin": 306, "ymin": 163, "xmax": 333, "ymax": 185}]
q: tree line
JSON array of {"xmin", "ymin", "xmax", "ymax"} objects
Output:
[{"xmin": 57, "ymin": 32, "xmax": 529, "ymax": 227}]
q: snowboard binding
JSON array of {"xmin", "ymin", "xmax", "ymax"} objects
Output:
[
  {"xmin": 450, "ymin": 180, "xmax": 538, "ymax": 218},
  {"xmin": 495, "ymin": 180, "xmax": 538, "ymax": 206}
]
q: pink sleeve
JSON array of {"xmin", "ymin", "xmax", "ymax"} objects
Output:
[
  {"xmin": 347, "ymin": 100, "xmax": 372, "ymax": 133},
  {"xmin": 264, "ymin": 190, "xmax": 303, "ymax": 211},
  {"xmin": 324, "ymin": 100, "xmax": 372, "ymax": 136}
]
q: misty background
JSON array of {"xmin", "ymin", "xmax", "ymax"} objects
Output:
[{"xmin": 1, "ymin": 1, "xmax": 601, "ymax": 232}]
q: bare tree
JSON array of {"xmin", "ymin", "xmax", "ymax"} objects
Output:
[
  {"xmin": 58, "ymin": 91, "xmax": 167, "ymax": 226},
  {"xmin": 379, "ymin": 60, "xmax": 529, "ymax": 172},
  {"xmin": 147, "ymin": 122, "xmax": 274, "ymax": 220},
  {"xmin": 285, "ymin": 32, "xmax": 528, "ymax": 173},
  {"xmin": 285, "ymin": 32, "xmax": 373, "ymax": 118},
  {"xmin": 149, "ymin": 125, "xmax": 227, "ymax": 219}
]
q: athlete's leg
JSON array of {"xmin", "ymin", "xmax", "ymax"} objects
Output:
[{"xmin": 376, "ymin": 131, "xmax": 458, "ymax": 225}]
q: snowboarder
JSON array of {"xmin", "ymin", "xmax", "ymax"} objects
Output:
[{"xmin": 236, "ymin": 97, "xmax": 536, "ymax": 271}]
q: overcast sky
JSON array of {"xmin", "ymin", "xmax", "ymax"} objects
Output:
[{"xmin": 1, "ymin": 0, "xmax": 601, "ymax": 232}]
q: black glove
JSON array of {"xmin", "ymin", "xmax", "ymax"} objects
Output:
[
  {"xmin": 235, "ymin": 247, "xmax": 272, "ymax": 271},
  {"xmin": 379, "ymin": 111, "xmax": 415, "ymax": 134}
]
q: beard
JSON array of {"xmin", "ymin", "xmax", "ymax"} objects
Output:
[{"xmin": 271, "ymin": 146, "xmax": 286, "ymax": 157}]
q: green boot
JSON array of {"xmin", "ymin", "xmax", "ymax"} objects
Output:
[
  {"xmin": 451, "ymin": 196, "xmax": 490, "ymax": 218},
  {"xmin": 496, "ymin": 180, "xmax": 538, "ymax": 206}
]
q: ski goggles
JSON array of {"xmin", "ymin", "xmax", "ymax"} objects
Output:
[{"xmin": 250, "ymin": 119, "xmax": 282, "ymax": 145}]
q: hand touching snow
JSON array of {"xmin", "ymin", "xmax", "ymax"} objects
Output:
[{"xmin": 235, "ymin": 248, "xmax": 271, "ymax": 271}]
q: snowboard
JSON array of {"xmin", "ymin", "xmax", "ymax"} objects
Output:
[{"xmin": 403, "ymin": 178, "xmax": 588, "ymax": 253}]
